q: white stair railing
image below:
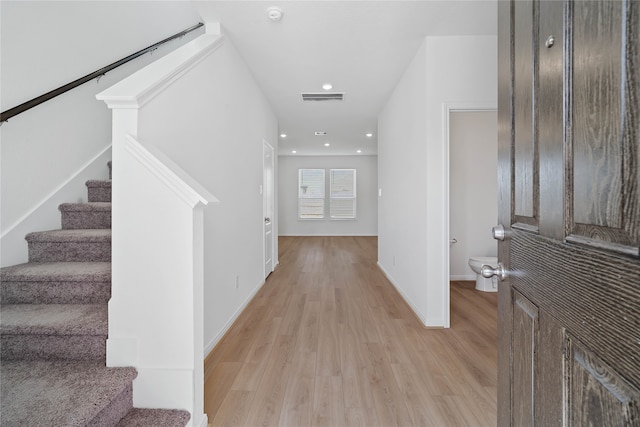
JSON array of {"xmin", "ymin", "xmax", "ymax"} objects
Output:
[{"xmin": 97, "ymin": 33, "xmax": 223, "ymax": 427}]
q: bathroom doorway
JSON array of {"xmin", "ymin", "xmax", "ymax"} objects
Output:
[{"xmin": 448, "ymin": 110, "xmax": 498, "ymax": 283}]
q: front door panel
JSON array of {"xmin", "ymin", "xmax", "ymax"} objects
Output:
[
  {"xmin": 567, "ymin": 0, "xmax": 639, "ymax": 254},
  {"xmin": 566, "ymin": 336, "xmax": 640, "ymax": 426},
  {"xmin": 512, "ymin": 291, "xmax": 539, "ymax": 426},
  {"xmin": 513, "ymin": 0, "xmax": 539, "ymax": 229},
  {"xmin": 498, "ymin": 0, "xmax": 640, "ymax": 424}
]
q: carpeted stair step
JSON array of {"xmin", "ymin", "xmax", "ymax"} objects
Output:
[
  {"xmin": 1, "ymin": 304, "xmax": 107, "ymax": 361},
  {"xmin": 1, "ymin": 360, "xmax": 137, "ymax": 426},
  {"xmin": 2, "ymin": 160, "xmax": 191, "ymax": 424},
  {"xmin": 60, "ymin": 202, "xmax": 111, "ymax": 229},
  {"xmin": 116, "ymin": 408, "xmax": 191, "ymax": 427},
  {"xmin": 26, "ymin": 229, "xmax": 111, "ymax": 262},
  {"xmin": 0, "ymin": 262, "xmax": 111, "ymax": 304},
  {"xmin": 87, "ymin": 179, "xmax": 112, "ymax": 202}
]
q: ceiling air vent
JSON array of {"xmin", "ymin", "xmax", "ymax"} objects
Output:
[{"xmin": 301, "ymin": 92, "xmax": 344, "ymax": 101}]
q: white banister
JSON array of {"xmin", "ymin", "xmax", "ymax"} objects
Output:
[
  {"xmin": 97, "ymin": 32, "xmax": 222, "ymax": 427},
  {"xmin": 124, "ymin": 135, "xmax": 216, "ymax": 207}
]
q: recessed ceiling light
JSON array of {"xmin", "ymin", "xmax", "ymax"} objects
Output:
[
  {"xmin": 266, "ymin": 6, "xmax": 283, "ymax": 22},
  {"xmin": 357, "ymin": 150, "xmax": 362, "ymax": 153},
  {"xmin": 280, "ymin": 133, "xmax": 287, "ymax": 138},
  {"xmin": 366, "ymin": 133, "xmax": 373, "ymax": 138},
  {"xmin": 324, "ymin": 143, "xmax": 330, "ymax": 147},
  {"xmin": 322, "ymin": 83, "xmax": 333, "ymax": 91},
  {"xmin": 315, "ymin": 131, "xmax": 327, "ymax": 136},
  {"xmin": 291, "ymin": 150, "xmax": 297, "ymax": 154}
]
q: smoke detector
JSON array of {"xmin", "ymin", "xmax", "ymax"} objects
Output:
[{"xmin": 266, "ymin": 6, "xmax": 283, "ymax": 22}]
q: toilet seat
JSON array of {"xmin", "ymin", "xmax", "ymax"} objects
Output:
[
  {"xmin": 468, "ymin": 256, "xmax": 498, "ymax": 270},
  {"xmin": 468, "ymin": 256, "xmax": 499, "ymax": 292}
]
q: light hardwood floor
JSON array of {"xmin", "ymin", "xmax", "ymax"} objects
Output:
[{"xmin": 204, "ymin": 236, "xmax": 497, "ymax": 426}]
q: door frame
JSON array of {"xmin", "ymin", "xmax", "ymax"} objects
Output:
[
  {"xmin": 263, "ymin": 139, "xmax": 275, "ymax": 278},
  {"xmin": 442, "ymin": 102, "xmax": 497, "ymax": 328}
]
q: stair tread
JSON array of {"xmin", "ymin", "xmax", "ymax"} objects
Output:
[
  {"xmin": 26, "ymin": 229, "xmax": 111, "ymax": 242},
  {"xmin": 117, "ymin": 408, "xmax": 191, "ymax": 427},
  {"xmin": 86, "ymin": 179, "xmax": 112, "ymax": 187},
  {"xmin": 1, "ymin": 262, "xmax": 111, "ymax": 282},
  {"xmin": 1, "ymin": 304, "xmax": 107, "ymax": 335},
  {"xmin": 59, "ymin": 202, "xmax": 111, "ymax": 212},
  {"xmin": 86, "ymin": 179, "xmax": 111, "ymax": 203},
  {"xmin": 0, "ymin": 360, "xmax": 136, "ymax": 426}
]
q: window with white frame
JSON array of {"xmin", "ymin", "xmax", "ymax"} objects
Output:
[
  {"xmin": 298, "ymin": 169, "xmax": 325, "ymax": 219},
  {"xmin": 330, "ymin": 169, "xmax": 356, "ymax": 219}
]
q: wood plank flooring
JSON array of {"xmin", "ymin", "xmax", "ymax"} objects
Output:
[{"xmin": 204, "ymin": 236, "xmax": 497, "ymax": 426}]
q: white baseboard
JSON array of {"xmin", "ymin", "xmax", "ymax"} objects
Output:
[
  {"xmin": 132, "ymin": 366, "xmax": 194, "ymax": 410},
  {"xmin": 188, "ymin": 413, "xmax": 207, "ymax": 427},
  {"xmin": 196, "ymin": 414, "xmax": 208, "ymax": 427},
  {"xmin": 203, "ymin": 278, "xmax": 266, "ymax": 358},
  {"xmin": 450, "ymin": 274, "xmax": 476, "ymax": 281},
  {"xmin": 376, "ymin": 262, "xmax": 426, "ymax": 324},
  {"xmin": 1, "ymin": 145, "xmax": 112, "ymax": 267},
  {"xmin": 278, "ymin": 233, "xmax": 378, "ymax": 237}
]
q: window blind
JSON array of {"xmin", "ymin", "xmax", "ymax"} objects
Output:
[
  {"xmin": 330, "ymin": 169, "xmax": 356, "ymax": 219},
  {"xmin": 299, "ymin": 169, "xmax": 325, "ymax": 219}
]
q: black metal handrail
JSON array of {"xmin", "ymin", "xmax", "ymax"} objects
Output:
[{"xmin": 0, "ymin": 22, "xmax": 204, "ymax": 123}]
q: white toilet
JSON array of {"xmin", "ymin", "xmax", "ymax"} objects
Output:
[{"xmin": 468, "ymin": 256, "xmax": 499, "ymax": 292}]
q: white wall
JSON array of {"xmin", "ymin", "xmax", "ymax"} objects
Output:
[
  {"xmin": 378, "ymin": 38, "xmax": 429, "ymax": 323},
  {"xmin": 378, "ymin": 35, "xmax": 497, "ymax": 327},
  {"xmin": 449, "ymin": 111, "xmax": 498, "ymax": 279},
  {"xmin": 278, "ymin": 155, "xmax": 378, "ymax": 236},
  {"xmin": 0, "ymin": 1, "xmax": 202, "ymax": 266},
  {"xmin": 135, "ymin": 36, "xmax": 278, "ymax": 354}
]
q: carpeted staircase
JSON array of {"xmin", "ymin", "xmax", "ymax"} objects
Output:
[{"xmin": 0, "ymin": 162, "xmax": 191, "ymax": 426}]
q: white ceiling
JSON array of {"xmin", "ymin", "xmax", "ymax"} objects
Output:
[{"xmin": 195, "ymin": 1, "xmax": 497, "ymax": 156}]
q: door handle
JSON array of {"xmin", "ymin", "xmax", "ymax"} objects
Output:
[
  {"xmin": 481, "ymin": 263, "xmax": 507, "ymax": 281},
  {"xmin": 492, "ymin": 224, "xmax": 508, "ymax": 241},
  {"xmin": 265, "ymin": 217, "xmax": 271, "ymax": 222}
]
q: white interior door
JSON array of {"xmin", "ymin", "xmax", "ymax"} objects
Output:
[{"xmin": 263, "ymin": 140, "xmax": 274, "ymax": 278}]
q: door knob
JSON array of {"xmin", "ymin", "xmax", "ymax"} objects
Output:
[
  {"xmin": 492, "ymin": 224, "xmax": 507, "ymax": 241},
  {"xmin": 481, "ymin": 263, "xmax": 507, "ymax": 281},
  {"xmin": 265, "ymin": 217, "xmax": 271, "ymax": 222}
]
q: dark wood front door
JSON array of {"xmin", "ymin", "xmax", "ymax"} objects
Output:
[{"xmin": 497, "ymin": 0, "xmax": 640, "ymax": 425}]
